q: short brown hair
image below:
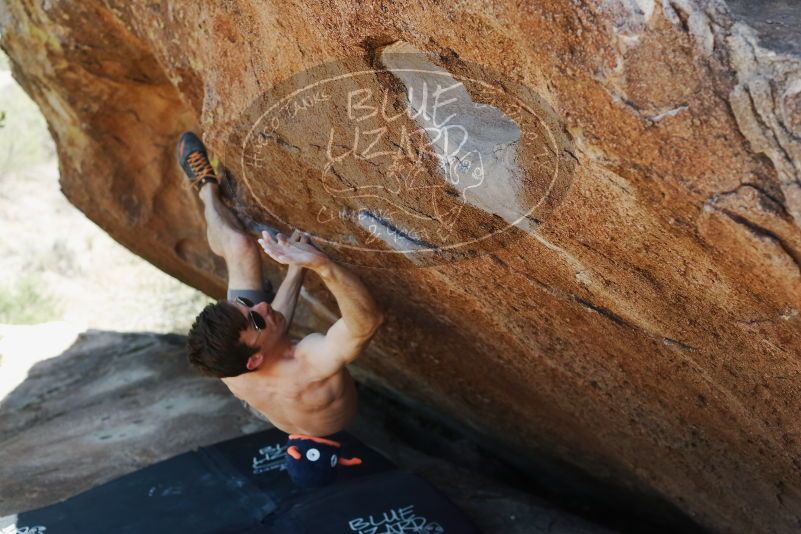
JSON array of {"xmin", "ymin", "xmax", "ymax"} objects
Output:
[{"xmin": 187, "ymin": 301, "xmax": 257, "ymax": 377}]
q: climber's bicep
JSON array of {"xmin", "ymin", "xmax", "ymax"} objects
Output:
[{"xmin": 297, "ymin": 319, "xmax": 371, "ymax": 378}]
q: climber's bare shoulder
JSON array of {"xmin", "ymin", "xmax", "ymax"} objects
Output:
[{"xmin": 222, "ymin": 333, "xmax": 359, "ymax": 436}]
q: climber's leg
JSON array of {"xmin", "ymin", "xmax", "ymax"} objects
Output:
[
  {"xmin": 198, "ymin": 182, "xmax": 263, "ymax": 293},
  {"xmin": 177, "ymin": 131, "xmax": 266, "ymax": 297}
]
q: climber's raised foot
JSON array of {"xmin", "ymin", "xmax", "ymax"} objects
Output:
[{"xmin": 177, "ymin": 131, "xmax": 219, "ymax": 192}]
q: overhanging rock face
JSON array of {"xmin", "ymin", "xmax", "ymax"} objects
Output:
[{"xmin": 2, "ymin": 1, "xmax": 801, "ymax": 531}]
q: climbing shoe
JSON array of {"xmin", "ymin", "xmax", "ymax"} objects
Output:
[{"xmin": 177, "ymin": 131, "xmax": 218, "ymax": 191}]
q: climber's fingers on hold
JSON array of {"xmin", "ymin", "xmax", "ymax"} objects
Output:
[
  {"xmin": 260, "ymin": 230, "xmax": 276, "ymax": 244},
  {"xmin": 259, "ymin": 239, "xmax": 288, "ymax": 264},
  {"xmin": 258, "ymin": 232, "xmax": 284, "ymax": 259}
]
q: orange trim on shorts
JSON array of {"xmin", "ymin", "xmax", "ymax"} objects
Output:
[
  {"xmin": 288, "ymin": 434, "xmax": 342, "ymax": 448},
  {"xmin": 338, "ymin": 456, "xmax": 362, "ymax": 466},
  {"xmin": 287, "ymin": 445, "xmax": 302, "ymax": 460}
]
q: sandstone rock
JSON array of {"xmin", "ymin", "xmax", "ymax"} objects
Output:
[{"xmin": 1, "ymin": 1, "xmax": 801, "ymax": 532}]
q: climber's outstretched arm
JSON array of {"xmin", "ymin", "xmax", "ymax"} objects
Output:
[
  {"xmin": 258, "ymin": 231, "xmax": 384, "ymax": 377},
  {"xmin": 269, "ymin": 231, "xmax": 307, "ymax": 331}
]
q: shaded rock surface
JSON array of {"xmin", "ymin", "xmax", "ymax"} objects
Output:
[
  {"xmin": 1, "ymin": 1, "xmax": 801, "ymax": 532},
  {"xmin": 727, "ymin": 0, "xmax": 801, "ymax": 56},
  {"xmin": 0, "ymin": 330, "xmax": 614, "ymax": 534}
]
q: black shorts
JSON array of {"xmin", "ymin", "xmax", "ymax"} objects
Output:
[{"xmin": 226, "ymin": 280, "xmax": 274, "ymax": 305}]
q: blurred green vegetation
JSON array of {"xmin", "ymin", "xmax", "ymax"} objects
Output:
[
  {"xmin": 0, "ymin": 50, "xmax": 213, "ymax": 331},
  {"xmin": 0, "ymin": 51, "xmax": 55, "ymax": 173},
  {"xmin": 0, "ymin": 276, "xmax": 62, "ymax": 324}
]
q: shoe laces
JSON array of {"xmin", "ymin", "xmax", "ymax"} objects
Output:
[{"xmin": 187, "ymin": 151, "xmax": 214, "ymax": 180}]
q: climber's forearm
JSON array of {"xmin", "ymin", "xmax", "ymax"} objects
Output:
[
  {"xmin": 271, "ymin": 265, "xmax": 305, "ymax": 330},
  {"xmin": 312, "ymin": 260, "xmax": 383, "ymax": 338}
]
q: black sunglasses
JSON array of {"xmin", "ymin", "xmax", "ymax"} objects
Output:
[{"xmin": 235, "ymin": 297, "xmax": 266, "ymax": 331}]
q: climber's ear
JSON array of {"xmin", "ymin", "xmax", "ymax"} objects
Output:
[{"xmin": 246, "ymin": 353, "xmax": 264, "ymax": 370}]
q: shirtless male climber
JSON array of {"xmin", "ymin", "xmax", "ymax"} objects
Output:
[{"xmin": 177, "ymin": 132, "xmax": 384, "ymax": 487}]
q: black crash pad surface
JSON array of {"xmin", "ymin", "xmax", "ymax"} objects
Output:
[
  {"xmin": 255, "ymin": 470, "xmax": 481, "ymax": 534},
  {"xmin": 3, "ymin": 451, "xmax": 272, "ymax": 534},
  {"xmin": 200, "ymin": 428, "xmax": 394, "ymax": 502},
  {"xmin": 1, "ymin": 428, "xmax": 477, "ymax": 534}
]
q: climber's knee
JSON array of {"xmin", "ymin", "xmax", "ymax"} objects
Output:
[
  {"xmin": 223, "ymin": 234, "xmax": 263, "ymax": 290},
  {"xmin": 221, "ymin": 231, "xmax": 258, "ymax": 263}
]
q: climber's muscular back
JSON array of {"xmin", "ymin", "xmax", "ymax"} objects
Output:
[
  {"xmin": 222, "ymin": 335, "xmax": 358, "ymax": 436},
  {"xmin": 226, "ymin": 232, "xmax": 384, "ymax": 436}
]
